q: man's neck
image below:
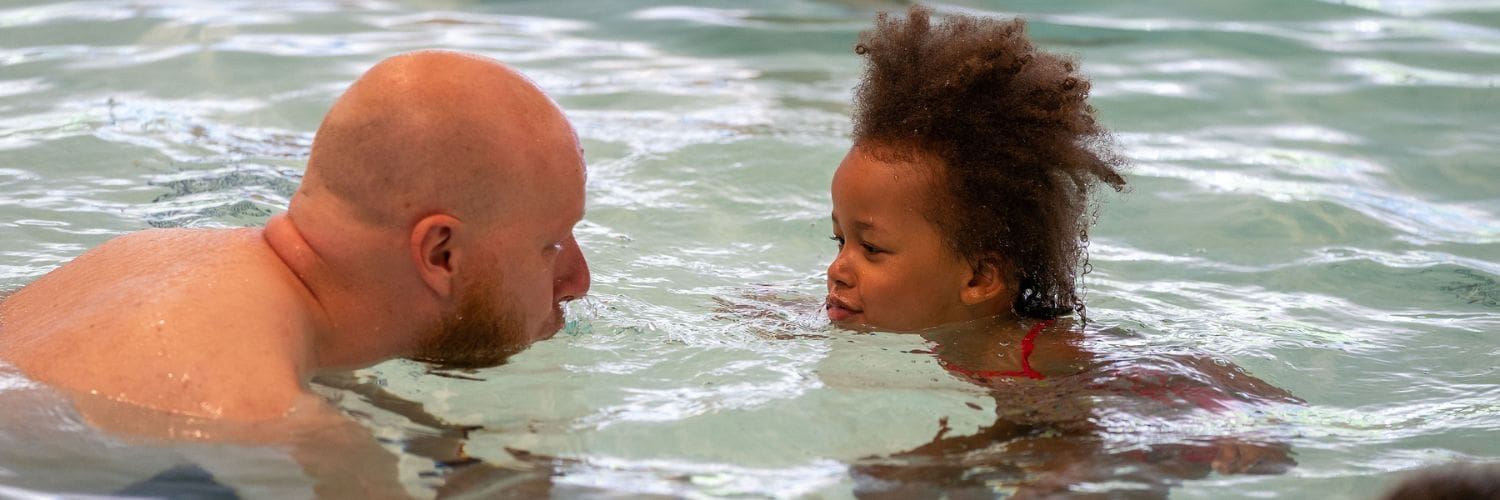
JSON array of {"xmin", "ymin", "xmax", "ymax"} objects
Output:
[
  {"xmin": 264, "ymin": 210, "xmax": 433, "ymax": 373},
  {"xmin": 262, "ymin": 212, "xmax": 352, "ymax": 374}
]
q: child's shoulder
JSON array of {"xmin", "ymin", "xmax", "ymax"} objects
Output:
[
  {"xmin": 1090, "ymin": 349, "xmax": 1303, "ymax": 412},
  {"xmin": 981, "ymin": 321, "xmax": 1302, "ymax": 413}
]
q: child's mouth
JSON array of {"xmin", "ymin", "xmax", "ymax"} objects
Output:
[{"xmin": 825, "ymin": 296, "xmax": 861, "ymax": 322}]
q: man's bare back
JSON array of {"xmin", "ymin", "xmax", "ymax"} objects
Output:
[{"xmin": 0, "ymin": 228, "xmax": 317, "ymax": 419}]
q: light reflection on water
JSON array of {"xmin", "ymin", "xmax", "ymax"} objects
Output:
[{"xmin": 0, "ymin": 0, "xmax": 1498, "ymax": 498}]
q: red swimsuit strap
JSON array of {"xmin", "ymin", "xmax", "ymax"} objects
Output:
[{"xmin": 936, "ymin": 319, "xmax": 1053, "ymax": 381}]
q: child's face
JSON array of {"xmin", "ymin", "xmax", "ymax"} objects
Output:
[{"xmin": 826, "ymin": 146, "xmax": 995, "ymax": 331}]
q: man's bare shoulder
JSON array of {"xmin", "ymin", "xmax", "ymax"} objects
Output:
[
  {"xmin": 1, "ymin": 228, "xmax": 294, "ymax": 326},
  {"xmin": 0, "ymin": 227, "xmax": 315, "ymax": 419}
]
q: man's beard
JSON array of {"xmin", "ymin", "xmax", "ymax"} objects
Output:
[{"xmin": 408, "ymin": 275, "xmax": 531, "ymax": 370}]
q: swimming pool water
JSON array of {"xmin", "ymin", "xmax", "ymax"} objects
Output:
[{"xmin": 1, "ymin": 0, "xmax": 1498, "ymax": 498}]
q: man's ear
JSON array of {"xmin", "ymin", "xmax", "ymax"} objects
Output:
[
  {"xmin": 410, "ymin": 214, "xmax": 462, "ymax": 300},
  {"xmin": 960, "ymin": 257, "xmax": 1009, "ymax": 306}
]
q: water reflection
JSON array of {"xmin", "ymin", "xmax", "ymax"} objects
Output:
[{"xmin": 843, "ymin": 320, "xmax": 1300, "ymax": 498}]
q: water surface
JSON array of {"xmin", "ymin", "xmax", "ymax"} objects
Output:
[{"xmin": 1, "ymin": 0, "xmax": 1498, "ymax": 498}]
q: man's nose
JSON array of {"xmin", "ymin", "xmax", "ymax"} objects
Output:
[
  {"xmin": 827, "ymin": 250, "xmax": 854, "ymax": 290},
  {"xmin": 555, "ymin": 234, "xmax": 590, "ymax": 302}
]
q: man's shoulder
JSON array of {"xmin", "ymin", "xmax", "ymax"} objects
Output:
[
  {"xmin": 89, "ymin": 227, "xmax": 266, "ymax": 267},
  {"xmin": 4, "ymin": 227, "xmax": 280, "ymax": 317},
  {"xmin": 0, "ymin": 226, "xmax": 315, "ymax": 419}
]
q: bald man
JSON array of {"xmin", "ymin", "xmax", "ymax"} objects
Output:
[{"xmin": 0, "ymin": 50, "xmax": 590, "ymax": 421}]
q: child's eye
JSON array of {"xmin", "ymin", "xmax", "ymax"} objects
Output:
[
  {"xmin": 829, "ymin": 235, "xmax": 844, "ymax": 249},
  {"xmin": 861, "ymin": 242, "xmax": 883, "ymax": 254}
]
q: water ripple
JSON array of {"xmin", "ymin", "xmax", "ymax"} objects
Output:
[
  {"xmin": 552, "ymin": 457, "xmax": 846, "ymax": 498},
  {"xmin": 2, "ymin": 1, "xmax": 1498, "ymax": 498}
]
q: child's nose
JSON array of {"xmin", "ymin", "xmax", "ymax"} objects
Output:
[{"xmin": 827, "ymin": 253, "xmax": 854, "ymax": 289}]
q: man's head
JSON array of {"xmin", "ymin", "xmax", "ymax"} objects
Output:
[{"xmin": 290, "ymin": 50, "xmax": 590, "ymax": 370}]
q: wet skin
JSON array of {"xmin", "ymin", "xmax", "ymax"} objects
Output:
[{"xmin": 826, "ymin": 144, "xmax": 1010, "ymax": 332}]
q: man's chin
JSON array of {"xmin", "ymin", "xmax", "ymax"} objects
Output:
[
  {"xmin": 535, "ymin": 307, "xmax": 566, "ymax": 341},
  {"xmin": 407, "ymin": 352, "xmax": 512, "ymax": 371}
]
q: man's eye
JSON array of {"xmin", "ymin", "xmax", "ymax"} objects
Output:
[{"xmin": 829, "ymin": 235, "xmax": 844, "ymax": 248}]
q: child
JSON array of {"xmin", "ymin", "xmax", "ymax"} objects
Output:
[
  {"xmin": 828, "ymin": 6, "xmax": 1300, "ymax": 496},
  {"xmin": 825, "ymin": 2, "xmax": 1137, "ymax": 387},
  {"xmin": 825, "ymin": 3, "xmax": 1125, "ymax": 335}
]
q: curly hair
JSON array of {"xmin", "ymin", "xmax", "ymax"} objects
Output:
[{"xmin": 851, "ymin": 5, "xmax": 1127, "ymax": 321}]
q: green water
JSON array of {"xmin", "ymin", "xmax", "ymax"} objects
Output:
[{"xmin": 1, "ymin": 0, "xmax": 1498, "ymax": 498}]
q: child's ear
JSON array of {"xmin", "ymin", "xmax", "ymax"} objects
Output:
[{"xmin": 960, "ymin": 257, "xmax": 1009, "ymax": 306}]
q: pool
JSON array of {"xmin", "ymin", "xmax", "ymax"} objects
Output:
[{"xmin": 2, "ymin": 0, "xmax": 1498, "ymax": 498}]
